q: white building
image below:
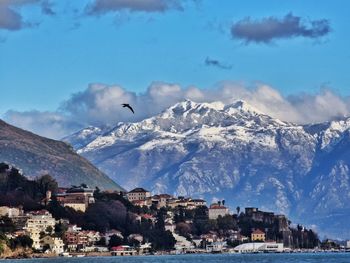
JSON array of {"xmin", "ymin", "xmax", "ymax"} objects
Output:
[
  {"xmin": 347, "ymin": 240, "xmax": 350, "ymax": 248},
  {"xmin": 24, "ymin": 210, "xmax": 56, "ymax": 249},
  {"xmin": 0, "ymin": 206, "xmax": 23, "ymax": 218},
  {"xmin": 234, "ymin": 242, "xmax": 284, "ymax": 253},
  {"xmin": 40, "ymin": 236, "xmax": 65, "ymax": 254},
  {"xmin": 206, "ymin": 241, "xmax": 227, "ymax": 253},
  {"xmin": 165, "ymin": 223, "xmax": 176, "ymax": 233},
  {"xmin": 173, "ymin": 233, "xmax": 194, "ymax": 252},
  {"xmin": 208, "ymin": 203, "xmax": 229, "ymax": 220},
  {"xmin": 127, "ymin": 188, "xmax": 151, "ymax": 202}
]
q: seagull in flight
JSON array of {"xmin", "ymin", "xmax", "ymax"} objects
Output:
[{"xmin": 122, "ymin": 103, "xmax": 135, "ymax": 114}]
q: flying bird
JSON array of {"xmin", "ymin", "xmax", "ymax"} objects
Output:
[{"xmin": 122, "ymin": 103, "xmax": 135, "ymax": 114}]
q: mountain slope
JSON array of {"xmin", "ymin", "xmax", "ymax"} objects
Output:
[
  {"xmin": 0, "ymin": 119, "xmax": 123, "ymax": 191},
  {"xmin": 65, "ymin": 100, "xmax": 350, "ymax": 238}
]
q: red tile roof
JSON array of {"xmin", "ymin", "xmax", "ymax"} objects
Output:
[{"xmin": 252, "ymin": 229, "xmax": 265, "ymax": 235}]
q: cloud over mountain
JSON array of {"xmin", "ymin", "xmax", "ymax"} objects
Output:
[
  {"xmin": 4, "ymin": 82, "xmax": 350, "ymax": 139},
  {"xmin": 231, "ymin": 13, "xmax": 331, "ymax": 44}
]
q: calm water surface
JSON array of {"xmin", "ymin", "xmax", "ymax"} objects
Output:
[{"xmin": 2, "ymin": 253, "xmax": 350, "ymax": 263}]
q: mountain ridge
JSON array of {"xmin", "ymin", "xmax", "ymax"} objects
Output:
[{"xmin": 0, "ymin": 119, "xmax": 124, "ymax": 191}]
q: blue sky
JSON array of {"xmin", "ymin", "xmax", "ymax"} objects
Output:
[{"xmin": 1, "ymin": 0, "xmax": 350, "ymax": 138}]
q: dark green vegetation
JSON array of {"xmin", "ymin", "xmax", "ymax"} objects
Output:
[
  {"xmin": 0, "ymin": 163, "xmax": 57, "ymax": 210},
  {"xmin": 0, "ymin": 119, "xmax": 122, "ymax": 190}
]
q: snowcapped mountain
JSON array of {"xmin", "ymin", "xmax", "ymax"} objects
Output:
[{"xmin": 64, "ymin": 100, "xmax": 350, "ymax": 238}]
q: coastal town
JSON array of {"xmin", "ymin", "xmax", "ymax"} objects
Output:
[{"xmin": 0, "ymin": 163, "xmax": 349, "ymax": 258}]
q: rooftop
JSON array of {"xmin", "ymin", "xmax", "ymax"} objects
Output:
[
  {"xmin": 129, "ymin": 187, "xmax": 149, "ymax": 193},
  {"xmin": 252, "ymin": 229, "xmax": 265, "ymax": 235},
  {"xmin": 66, "ymin": 187, "xmax": 94, "ymax": 193},
  {"xmin": 209, "ymin": 204, "xmax": 228, "ymax": 210}
]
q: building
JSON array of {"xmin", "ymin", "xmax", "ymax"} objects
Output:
[
  {"xmin": 251, "ymin": 229, "xmax": 265, "ymax": 242},
  {"xmin": 245, "ymin": 207, "xmax": 275, "ymax": 224},
  {"xmin": 64, "ymin": 229, "xmax": 101, "ymax": 252},
  {"xmin": 151, "ymin": 194, "xmax": 172, "ymax": 208},
  {"xmin": 173, "ymin": 233, "xmax": 194, "ymax": 252},
  {"xmin": 24, "ymin": 210, "xmax": 56, "ymax": 249},
  {"xmin": 347, "ymin": 240, "xmax": 350, "ymax": 249},
  {"xmin": 40, "ymin": 236, "xmax": 65, "ymax": 254},
  {"xmin": 127, "ymin": 234, "xmax": 143, "ymax": 244},
  {"xmin": 206, "ymin": 241, "xmax": 227, "ymax": 253},
  {"xmin": 127, "ymin": 188, "xmax": 151, "ymax": 202},
  {"xmin": 187, "ymin": 199, "xmax": 206, "ymax": 209},
  {"xmin": 111, "ymin": 245, "xmax": 137, "ymax": 256},
  {"xmin": 208, "ymin": 203, "xmax": 229, "ymax": 220},
  {"xmin": 131, "ymin": 199, "xmax": 151, "ymax": 207},
  {"xmin": 234, "ymin": 242, "xmax": 284, "ymax": 253},
  {"xmin": 0, "ymin": 206, "xmax": 23, "ymax": 218},
  {"xmin": 56, "ymin": 186, "xmax": 95, "ymax": 212},
  {"xmin": 165, "ymin": 223, "xmax": 176, "ymax": 232},
  {"xmin": 139, "ymin": 243, "xmax": 152, "ymax": 254}
]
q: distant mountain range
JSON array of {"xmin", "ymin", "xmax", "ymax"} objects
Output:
[
  {"xmin": 0, "ymin": 119, "xmax": 123, "ymax": 191},
  {"xmin": 65, "ymin": 100, "xmax": 350, "ymax": 238}
]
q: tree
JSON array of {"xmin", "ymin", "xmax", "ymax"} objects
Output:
[
  {"xmin": 108, "ymin": 235, "xmax": 123, "ymax": 248},
  {"xmin": 42, "ymin": 244, "xmax": 50, "ymax": 252},
  {"xmin": 193, "ymin": 206, "xmax": 209, "ymax": 235},
  {"xmin": 54, "ymin": 222, "xmax": 67, "ymax": 238},
  {"xmin": 217, "ymin": 215, "xmax": 236, "ymax": 231},
  {"xmin": 155, "ymin": 207, "xmax": 167, "ymax": 230},
  {"xmin": 10, "ymin": 235, "xmax": 33, "ymax": 249},
  {"xmin": 176, "ymin": 222, "xmax": 191, "ymax": 238},
  {"xmin": 46, "ymin": 226, "xmax": 53, "ymax": 234},
  {"xmin": 96, "ymin": 237, "xmax": 106, "ymax": 246},
  {"xmin": 144, "ymin": 229, "xmax": 176, "ymax": 251},
  {"xmin": 0, "ymin": 216, "xmax": 15, "ymax": 233},
  {"xmin": 222, "ymin": 200, "xmax": 225, "ymax": 206},
  {"xmin": 36, "ymin": 174, "xmax": 58, "ymax": 197},
  {"xmin": 236, "ymin": 206, "xmax": 240, "ymax": 215}
]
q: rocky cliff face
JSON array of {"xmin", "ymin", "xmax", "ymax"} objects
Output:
[
  {"xmin": 0, "ymin": 120, "xmax": 123, "ymax": 191},
  {"xmin": 65, "ymin": 100, "xmax": 350, "ymax": 238}
]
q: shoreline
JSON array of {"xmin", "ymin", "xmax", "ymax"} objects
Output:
[{"xmin": 2, "ymin": 249, "xmax": 350, "ymax": 260}]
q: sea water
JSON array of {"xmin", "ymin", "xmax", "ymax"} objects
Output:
[{"xmin": 2, "ymin": 253, "xmax": 350, "ymax": 263}]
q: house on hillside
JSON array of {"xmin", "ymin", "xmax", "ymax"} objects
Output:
[
  {"xmin": 208, "ymin": 203, "xmax": 229, "ymax": 220},
  {"xmin": 151, "ymin": 194, "xmax": 172, "ymax": 208},
  {"xmin": 40, "ymin": 236, "xmax": 64, "ymax": 254},
  {"xmin": 251, "ymin": 229, "xmax": 266, "ymax": 242},
  {"xmin": 127, "ymin": 188, "xmax": 151, "ymax": 202},
  {"xmin": 55, "ymin": 186, "xmax": 95, "ymax": 212}
]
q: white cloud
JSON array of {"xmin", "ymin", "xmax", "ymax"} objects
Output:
[
  {"xmin": 4, "ymin": 110, "xmax": 79, "ymax": 139},
  {"xmin": 4, "ymin": 81, "xmax": 350, "ymax": 139}
]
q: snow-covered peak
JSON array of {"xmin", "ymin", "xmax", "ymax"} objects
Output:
[
  {"xmin": 317, "ymin": 117, "xmax": 350, "ymax": 150},
  {"xmin": 161, "ymin": 100, "xmax": 225, "ymax": 119},
  {"xmin": 225, "ymin": 100, "xmax": 264, "ymax": 116}
]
